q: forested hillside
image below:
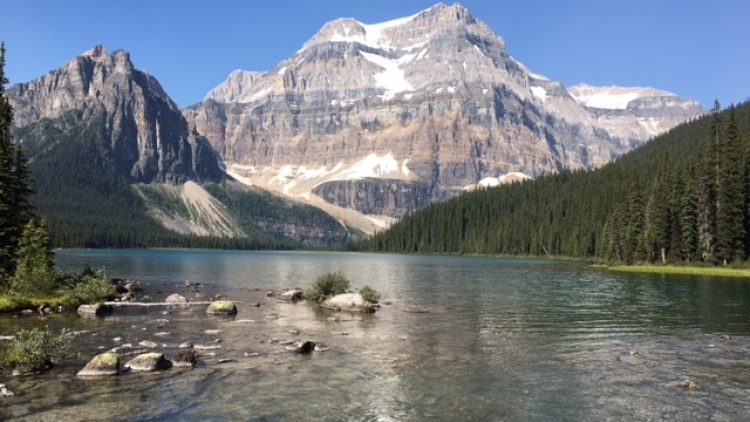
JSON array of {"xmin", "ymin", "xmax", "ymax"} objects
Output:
[
  {"xmin": 17, "ymin": 112, "xmax": 346, "ymax": 249},
  {"xmin": 364, "ymin": 101, "xmax": 750, "ymax": 265}
]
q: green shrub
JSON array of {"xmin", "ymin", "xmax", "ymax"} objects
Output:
[
  {"xmin": 0, "ymin": 328, "xmax": 76, "ymax": 373},
  {"xmin": 63, "ymin": 267, "xmax": 117, "ymax": 305},
  {"xmin": 307, "ymin": 272, "xmax": 350, "ymax": 302},
  {"xmin": 359, "ymin": 285, "xmax": 380, "ymax": 303}
]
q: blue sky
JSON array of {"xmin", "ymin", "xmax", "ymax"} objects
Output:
[{"xmin": 1, "ymin": 0, "xmax": 748, "ymax": 108}]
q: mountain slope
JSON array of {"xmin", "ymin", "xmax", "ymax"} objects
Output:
[
  {"xmin": 8, "ymin": 46, "xmax": 350, "ymax": 248},
  {"xmin": 185, "ymin": 3, "xmax": 703, "ymax": 226},
  {"xmin": 362, "ymin": 100, "xmax": 750, "ymax": 264}
]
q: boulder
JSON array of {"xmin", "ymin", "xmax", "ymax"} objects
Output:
[
  {"xmin": 322, "ymin": 293, "xmax": 376, "ymax": 313},
  {"xmin": 279, "ymin": 289, "xmax": 303, "ymax": 303},
  {"xmin": 165, "ymin": 293, "xmax": 188, "ymax": 306},
  {"xmin": 77, "ymin": 352, "xmax": 120, "ymax": 377},
  {"xmin": 171, "ymin": 350, "xmax": 197, "ymax": 368},
  {"xmin": 124, "ymin": 353, "xmax": 172, "ymax": 372},
  {"xmin": 77, "ymin": 304, "xmax": 113, "ymax": 317},
  {"xmin": 206, "ymin": 300, "xmax": 237, "ymax": 315}
]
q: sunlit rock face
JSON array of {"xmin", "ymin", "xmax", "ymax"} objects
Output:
[
  {"xmin": 184, "ymin": 3, "xmax": 704, "ymax": 219},
  {"xmin": 9, "ymin": 45, "xmax": 223, "ymax": 184}
]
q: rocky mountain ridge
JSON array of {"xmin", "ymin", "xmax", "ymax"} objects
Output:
[
  {"xmin": 185, "ymin": 3, "xmax": 704, "ymax": 228},
  {"xmin": 9, "ymin": 45, "xmax": 223, "ymax": 184}
]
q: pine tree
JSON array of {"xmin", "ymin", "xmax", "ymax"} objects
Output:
[
  {"xmin": 679, "ymin": 178, "xmax": 699, "ymax": 261},
  {"xmin": 715, "ymin": 107, "xmax": 745, "ymax": 264},
  {"xmin": 0, "ymin": 42, "xmax": 16, "ymax": 282},
  {"xmin": 10, "ymin": 219, "xmax": 56, "ymax": 295}
]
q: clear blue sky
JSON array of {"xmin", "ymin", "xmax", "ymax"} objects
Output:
[{"xmin": 1, "ymin": 0, "xmax": 748, "ymax": 108}]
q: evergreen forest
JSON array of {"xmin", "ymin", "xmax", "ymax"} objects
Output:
[{"xmin": 363, "ymin": 100, "xmax": 750, "ymax": 266}]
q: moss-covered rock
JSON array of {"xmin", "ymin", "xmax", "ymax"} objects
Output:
[
  {"xmin": 206, "ymin": 300, "xmax": 237, "ymax": 315},
  {"xmin": 77, "ymin": 352, "xmax": 120, "ymax": 377}
]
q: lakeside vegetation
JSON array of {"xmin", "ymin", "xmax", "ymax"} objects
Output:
[{"xmin": 362, "ymin": 100, "xmax": 750, "ymax": 271}]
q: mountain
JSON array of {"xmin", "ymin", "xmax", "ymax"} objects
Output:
[
  {"xmin": 10, "ymin": 45, "xmax": 223, "ymax": 184},
  {"xmin": 362, "ymin": 100, "xmax": 750, "ymax": 265},
  {"xmin": 8, "ymin": 46, "xmax": 350, "ymax": 247},
  {"xmin": 185, "ymin": 3, "xmax": 704, "ymax": 231}
]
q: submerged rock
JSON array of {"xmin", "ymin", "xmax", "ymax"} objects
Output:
[
  {"xmin": 279, "ymin": 289, "xmax": 304, "ymax": 303},
  {"xmin": 179, "ymin": 341, "xmax": 194, "ymax": 349},
  {"xmin": 0, "ymin": 385, "xmax": 14, "ymax": 398},
  {"xmin": 77, "ymin": 304, "xmax": 113, "ymax": 317},
  {"xmin": 138, "ymin": 340, "xmax": 158, "ymax": 349},
  {"xmin": 124, "ymin": 353, "xmax": 172, "ymax": 372},
  {"xmin": 322, "ymin": 293, "xmax": 376, "ymax": 313},
  {"xmin": 172, "ymin": 350, "xmax": 197, "ymax": 368},
  {"xmin": 206, "ymin": 300, "xmax": 237, "ymax": 315},
  {"xmin": 165, "ymin": 293, "xmax": 188, "ymax": 305},
  {"xmin": 77, "ymin": 352, "xmax": 120, "ymax": 377},
  {"xmin": 679, "ymin": 379, "xmax": 698, "ymax": 390},
  {"xmin": 286, "ymin": 341, "xmax": 316, "ymax": 354}
]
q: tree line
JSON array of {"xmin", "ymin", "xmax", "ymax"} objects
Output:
[{"xmin": 362, "ymin": 100, "xmax": 750, "ymax": 266}]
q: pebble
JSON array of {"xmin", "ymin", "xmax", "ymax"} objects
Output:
[
  {"xmin": 287, "ymin": 329, "xmax": 300, "ymax": 335},
  {"xmin": 244, "ymin": 352, "xmax": 261, "ymax": 358},
  {"xmin": 217, "ymin": 358, "xmax": 235, "ymax": 364},
  {"xmin": 179, "ymin": 341, "xmax": 194, "ymax": 349},
  {"xmin": 113, "ymin": 337, "xmax": 123, "ymax": 343},
  {"xmin": 204, "ymin": 329, "xmax": 222, "ymax": 335},
  {"xmin": 154, "ymin": 332, "xmax": 170, "ymax": 337},
  {"xmin": 707, "ymin": 344, "xmax": 716, "ymax": 348}
]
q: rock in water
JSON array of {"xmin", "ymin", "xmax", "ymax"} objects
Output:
[
  {"xmin": 171, "ymin": 350, "xmax": 197, "ymax": 368},
  {"xmin": 0, "ymin": 385, "xmax": 14, "ymax": 398},
  {"xmin": 165, "ymin": 293, "xmax": 188, "ymax": 306},
  {"xmin": 287, "ymin": 341, "xmax": 316, "ymax": 354},
  {"xmin": 77, "ymin": 352, "xmax": 120, "ymax": 377},
  {"xmin": 124, "ymin": 353, "xmax": 172, "ymax": 372},
  {"xmin": 206, "ymin": 300, "xmax": 237, "ymax": 315},
  {"xmin": 679, "ymin": 379, "xmax": 698, "ymax": 390},
  {"xmin": 279, "ymin": 289, "xmax": 304, "ymax": 303},
  {"xmin": 77, "ymin": 304, "xmax": 113, "ymax": 317},
  {"xmin": 322, "ymin": 293, "xmax": 376, "ymax": 313},
  {"xmin": 138, "ymin": 340, "xmax": 158, "ymax": 349}
]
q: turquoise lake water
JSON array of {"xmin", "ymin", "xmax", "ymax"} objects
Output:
[{"xmin": 1, "ymin": 249, "xmax": 749, "ymax": 420}]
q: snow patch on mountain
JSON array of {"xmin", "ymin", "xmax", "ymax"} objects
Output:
[
  {"xmin": 568, "ymin": 84, "xmax": 676, "ymax": 110},
  {"xmin": 360, "ymin": 51, "xmax": 415, "ymax": 100}
]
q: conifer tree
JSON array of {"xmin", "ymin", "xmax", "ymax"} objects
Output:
[
  {"xmin": 11, "ymin": 219, "xmax": 56, "ymax": 295},
  {"xmin": 679, "ymin": 178, "xmax": 699, "ymax": 262},
  {"xmin": 0, "ymin": 42, "xmax": 16, "ymax": 281},
  {"xmin": 715, "ymin": 107, "xmax": 745, "ymax": 264}
]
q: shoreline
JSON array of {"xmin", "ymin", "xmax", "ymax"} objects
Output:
[{"xmin": 597, "ymin": 264, "xmax": 750, "ymax": 278}]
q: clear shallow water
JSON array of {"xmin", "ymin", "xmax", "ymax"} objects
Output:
[{"xmin": 2, "ymin": 250, "xmax": 750, "ymax": 421}]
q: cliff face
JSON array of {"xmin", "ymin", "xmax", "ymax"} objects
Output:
[
  {"xmin": 185, "ymin": 4, "xmax": 704, "ymax": 222},
  {"xmin": 9, "ymin": 45, "xmax": 223, "ymax": 184}
]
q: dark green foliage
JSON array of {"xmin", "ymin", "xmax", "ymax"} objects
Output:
[
  {"xmin": 362, "ymin": 101, "xmax": 750, "ymax": 266},
  {"xmin": 359, "ymin": 285, "xmax": 380, "ymax": 303},
  {"xmin": 0, "ymin": 328, "xmax": 75, "ymax": 373},
  {"xmin": 307, "ymin": 272, "xmax": 350, "ymax": 302}
]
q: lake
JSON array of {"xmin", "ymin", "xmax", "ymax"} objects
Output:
[{"xmin": 2, "ymin": 249, "xmax": 750, "ymax": 421}]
